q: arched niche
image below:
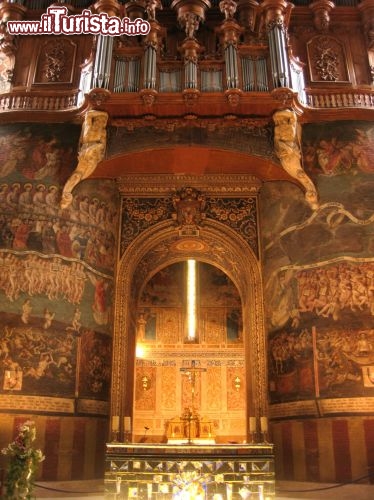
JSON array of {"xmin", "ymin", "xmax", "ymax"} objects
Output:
[{"xmin": 111, "ymin": 217, "xmax": 267, "ymax": 438}]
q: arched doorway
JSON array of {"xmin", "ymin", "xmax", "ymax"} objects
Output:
[
  {"xmin": 133, "ymin": 260, "xmax": 245, "ymax": 443},
  {"xmin": 111, "ymin": 210, "xmax": 267, "ymax": 441}
]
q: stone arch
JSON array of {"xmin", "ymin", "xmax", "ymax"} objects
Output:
[{"xmin": 111, "ymin": 217, "xmax": 267, "ymax": 436}]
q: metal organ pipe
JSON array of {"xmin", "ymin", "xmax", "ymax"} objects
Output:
[
  {"xmin": 268, "ymin": 24, "xmax": 289, "ymax": 88},
  {"xmin": 185, "ymin": 60, "xmax": 197, "ymax": 89},
  {"xmin": 225, "ymin": 44, "xmax": 239, "ymax": 89},
  {"xmin": 92, "ymin": 35, "xmax": 114, "ymax": 89},
  {"xmin": 143, "ymin": 46, "xmax": 157, "ymax": 89}
]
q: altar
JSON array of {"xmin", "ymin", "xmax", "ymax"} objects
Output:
[{"xmin": 105, "ymin": 443, "xmax": 275, "ymax": 499}]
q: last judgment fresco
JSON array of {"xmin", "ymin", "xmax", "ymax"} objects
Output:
[
  {"xmin": 0, "ymin": 124, "xmax": 117, "ymax": 404},
  {"xmin": 262, "ymin": 121, "xmax": 374, "ymax": 406}
]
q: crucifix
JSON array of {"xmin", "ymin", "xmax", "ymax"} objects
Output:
[{"xmin": 180, "ymin": 360, "xmax": 207, "ymax": 443}]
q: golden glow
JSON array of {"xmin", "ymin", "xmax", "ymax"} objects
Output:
[
  {"xmin": 135, "ymin": 344, "xmax": 146, "ymax": 358},
  {"xmin": 187, "ymin": 259, "xmax": 197, "ymax": 340}
]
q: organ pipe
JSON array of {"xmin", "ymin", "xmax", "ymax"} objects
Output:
[{"xmin": 92, "ymin": 35, "xmax": 114, "ymax": 89}]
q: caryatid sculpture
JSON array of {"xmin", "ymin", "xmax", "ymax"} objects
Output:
[
  {"xmin": 273, "ymin": 109, "xmax": 319, "ymax": 210},
  {"xmin": 61, "ymin": 110, "xmax": 108, "ymax": 208}
]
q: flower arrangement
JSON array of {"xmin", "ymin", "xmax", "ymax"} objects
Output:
[{"xmin": 1, "ymin": 420, "xmax": 45, "ymax": 499}]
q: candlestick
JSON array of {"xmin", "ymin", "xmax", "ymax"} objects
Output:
[
  {"xmin": 112, "ymin": 415, "xmax": 119, "ymax": 431},
  {"xmin": 260, "ymin": 416, "xmax": 269, "ymax": 444},
  {"xmin": 249, "ymin": 416, "xmax": 256, "ymax": 433},
  {"xmin": 260, "ymin": 416, "xmax": 268, "ymax": 432},
  {"xmin": 124, "ymin": 416, "xmax": 131, "ymax": 432}
]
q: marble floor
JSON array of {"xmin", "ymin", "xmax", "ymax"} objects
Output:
[{"xmin": 31, "ymin": 480, "xmax": 374, "ymax": 499}]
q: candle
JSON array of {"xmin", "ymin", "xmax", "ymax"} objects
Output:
[
  {"xmin": 249, "ymin": 417, "xmax": 256, "ymax": 433},
  {"xmin": 112, "ymin": 415, "xmax": 119, "ymax": 431},
  {"xmin": 124, "ymin": 416, "xmax": 131, "ymax": 432},
  {"xmin": 260, "ymin": 416, "xmax": 268, "ymax": 432}
]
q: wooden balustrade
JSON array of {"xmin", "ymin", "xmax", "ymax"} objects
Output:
[
  {"xmin": 0, "ymin": 91, "xmax": 80, "ymax": 112},
  {"xmin": 0, "ymin": 86, "xmax": 372, "ymax": 114},
  {"xmin": 306, "ymin": 88, "xmax": 374, "ymax": 109}
]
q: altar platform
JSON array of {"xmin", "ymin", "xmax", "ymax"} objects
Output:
[{"xmin": 105, "ymin": 442, "xmax": 275, "ymax": 499}]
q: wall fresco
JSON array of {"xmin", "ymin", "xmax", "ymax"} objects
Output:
[
  {"xmin": 0, "ymin": 124, "xmax": 117, "ymax": 416},
  {"xmin": 262, "ymin": 121, "xmax": 374, "ymax": 408},
  {"xmin": 0, "ymin": 124, "xmax": 79, "ymax": 183}
]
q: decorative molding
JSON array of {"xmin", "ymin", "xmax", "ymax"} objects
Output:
[
  {"xmin": 117, "ymin": 174, "xmax": 262, "ymax": 196},
  {"xmin": 110, "ymin": 116, "xmax": 270, "ymax": 132}
]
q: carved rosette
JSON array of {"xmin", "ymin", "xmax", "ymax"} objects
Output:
[
  {"xmin": 44, "ymin": 41, "xmax": 66, "ymax": 82},
  {"xmin": 307, "ymin": 35, "xmax": 349, "ymax": 83}
]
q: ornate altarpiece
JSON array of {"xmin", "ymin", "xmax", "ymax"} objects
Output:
[{"xmin": 111, "ymin": 174, "xmax": 268, "ymax": 441}]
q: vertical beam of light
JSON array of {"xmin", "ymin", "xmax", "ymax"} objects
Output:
[{"xmin": 187, "ymin": 259, "xmax": 196, "ymax": 340}]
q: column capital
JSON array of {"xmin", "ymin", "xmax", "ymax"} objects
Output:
[
  {"xmin": 309, "ymin": 0, "xmax": 335, "ymax": 32},
  {"xmin": 93, "ymin": 0, "xmax": 122, "ymax": 17},
  {"xmin": 259, "ymin": 0, "xmax": 293, "ymax": 29}
]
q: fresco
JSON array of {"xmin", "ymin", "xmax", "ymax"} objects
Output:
[
  {"xmin": 0, "ymin": 312, "xmax": 111, "ymax": 400},
  {"xmin": 0, "ymin": 310, "xmax": 76, "ymax": 396},
  {"xmin": 262, "ymin": 121, "xmax": 374, "ymax": 405},
  {"xmin": 269, "ymin": 325, "xmax": 374, "ymax": 403},
  {"xmin": 0, "ymin": 123, "xmax": 117, "ymax": 408},
  {"xmin": 0, "ymin": 123, "xmax": 80, "ymax": 183},
  {"xmin": 0, "ymin": 250, "xmax": 113, "ymax": 333},
  {"xmin": 0, "ymin": 179, "xmax": 118, "ymax": 273},
  {"xmin": 79, "ymin": 329, "xmax": 111, "ymax": 400}
]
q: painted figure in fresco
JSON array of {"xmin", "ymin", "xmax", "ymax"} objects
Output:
[
  {"xmin": 69, "ymin": 307, "xmax": 81, "ymax": 333},
  {"xmin": 55, "ymin": 224, "xmax": 73, "ymax": 258},
  {"xmin": 89, "ymin": 273, "xmax": 110, "ymax": 326},
  {"xmin": 13, "ymin": 218, "xmax": 31, "ymax": 250},
  {"xmin": 45, "ymin": 185, "xmax": 59, "ymax": 216},
  {"xmin": 6, "ymin": 183, "xmax": 20, "ymax": 211},
  {"xmin": 355, "ymin": 332, "xmax": 372, "ymax": 357},
  {"xmin": 21, "ymin": 299, "xmax": 32, "ymax": 324},
  {"xmin": 18, "ymin": 184, "xmax": 33, "ymax": 212},
  {"xmin": 61, "ymin": 110, "xmax": 108, "ymax": 208},
  {"xmin": 136, "ymin": 313, "xmax": 147, "ymax": 341},
  {"xmin": 43, "ymin": 308, "xmax": 55, "ymax": 330}
]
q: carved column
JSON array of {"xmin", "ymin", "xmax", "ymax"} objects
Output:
[
  {"xmin": 309, "ymin": 0, "xmax": 335, "ymax": 33},
  {"xmin": 260, "ymin": 0, "xmax": 293, "ymax": 88},
  {"xmin": 180, "ymin": 37, "xmax": 203, "ymax": 90},
  {"xmin": 237, "ymin": 0, "xmax": 259, "ymax": 34},
  {"xmin": 216, "ymin": 7, "xmax": 244, "ymax": 91},
  {"xmin": 91, "ymin": 1, "xmax": 122, "ymax": 89},
  {"xmin": 93, "ymin": 0, "xmax": 122, "ymax": 17},
  {"xmin": 358, "ymin": 0, "xmax": 374, "ymax": 84},
  {"xmin": 125, "ymin": 0, "xmax": 146, "ymax": 20},
  {"xmin": 142, "ymin": 21, "xmax": 162, "ymax": 91}
]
